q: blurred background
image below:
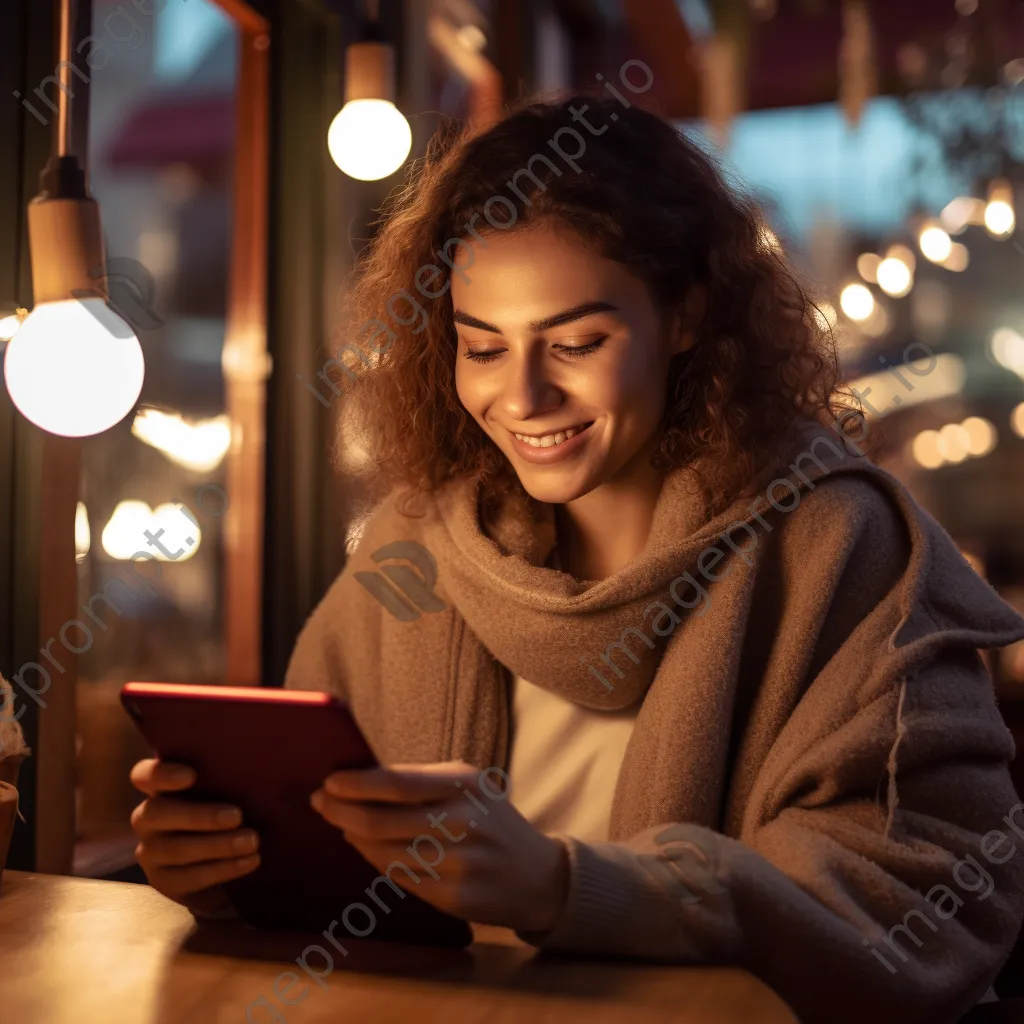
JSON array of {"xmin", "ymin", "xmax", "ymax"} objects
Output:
[{"xmin": 3, "ymin": 0, "xmax": 1024, "ymax": 881}]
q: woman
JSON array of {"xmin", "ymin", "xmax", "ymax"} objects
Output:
[{"xmin": 130, "ymin": 96, "xmax": 1024, "ymax": 1022}]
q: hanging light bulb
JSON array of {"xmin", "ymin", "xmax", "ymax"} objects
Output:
[
  {"xmin": 327, "ymin": 2, "xmax": 411, "ymax": 182},
  {"xmin": 5, "ymin": 298, "xmax": 143, "ymax": 437},
  {"xmin": 985, "ymin": 178, "xmax": 1015, "ymax": 238},
  {"xmin": 2, "ymin": 0, "xmax": 144, "ymax": 437}
]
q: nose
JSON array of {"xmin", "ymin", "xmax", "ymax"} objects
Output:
[{"xmin": 499, "ymin": 346, "xmax": 562, "ymax": 422}]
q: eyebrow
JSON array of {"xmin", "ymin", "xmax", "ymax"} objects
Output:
[{"xmin": 452, "ymin": 300, "xmax": 619, "ymax": 335}]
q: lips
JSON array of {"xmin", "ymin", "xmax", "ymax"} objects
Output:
[
  {"xmin": 507, "ymin": 421, "xmax": 594, "ymax": 464},
  {"xmin": 513, "ymin": 423, "xmax": 588, "ymax": 449}
]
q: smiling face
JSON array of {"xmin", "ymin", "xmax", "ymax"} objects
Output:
[{"xmin": 452, "ymin": 222, "xmax": 693, "ymax": 505}]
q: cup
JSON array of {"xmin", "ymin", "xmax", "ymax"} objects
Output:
[
  {"xmin": 0, "ymin": 754, "xmax": 24, "ymax": 788},
  {"xmin": 0, "ymin": 782, "xmax": 18, "ymax": 896}
]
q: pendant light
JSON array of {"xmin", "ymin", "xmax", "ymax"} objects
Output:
[
  {"xmin": 3, "ymin": 0, "xmax": 145, "ymax": 438},
  {"xmin": 327, "ymin": 0, "xmax": 412, "ymax": 182}
]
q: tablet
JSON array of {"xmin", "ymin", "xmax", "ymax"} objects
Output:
[{"xmin": 120, "ymin": 681, "xmax": 472, "ymax": 948}]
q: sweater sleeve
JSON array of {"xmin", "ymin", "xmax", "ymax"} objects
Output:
[
  {"xmin": 519, "ymin": 484, "xmax": 1024, "ymax": 1024},
  {"xmin": 281, "ymin": 563, "xmax": 353, "ymax": 702}
]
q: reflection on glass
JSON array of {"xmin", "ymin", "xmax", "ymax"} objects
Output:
[{"xmin": 73, "ymin": 0, "xmax": 240, "ymax": 877}]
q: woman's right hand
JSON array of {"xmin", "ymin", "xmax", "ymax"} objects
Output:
[{"xmin": 129, "ymin": 758, "xmax": 261, "ymax": 918}]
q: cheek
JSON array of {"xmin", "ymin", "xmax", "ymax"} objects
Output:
[
  {"xmin": 454, "ymin": 361, "xmax": 475, "ymax": 406},
  {"xmin": 590, "ymin": 342, "xmax": 669, "ymax": 417},
  {"xmin": 455, "ymin": 364, "xmax": 491, "ymax": 422}
]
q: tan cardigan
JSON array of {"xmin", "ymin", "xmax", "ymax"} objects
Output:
[{"xmin": 284, "ymin": 423, "xmax": 1024, "ymax": 1023}]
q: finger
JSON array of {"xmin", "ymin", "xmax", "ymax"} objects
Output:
[
  {"xmin": 130, "ymin": 795, "xmax": 243, "ymax": 838},
  {"xmin": 312, "ymin": 794, "xmax": 454, "ymax": 841},
  {"xmin": 139, "ymin": 828, "xmax": 260, "ymax": 868},
  {"xmin": 323, "ymin": 763, "xmax": 477, "ymax": 804},
  {"xmin": 130, "ymin": 759, "xmax": 197, "ymax": 797},
  {"xmin": 154, "ymin": 854, "xmax": 261, "ymax": 900},
  {"xmin": 338, "ymin": 834, "xmax": 453, "ymax": 885}
]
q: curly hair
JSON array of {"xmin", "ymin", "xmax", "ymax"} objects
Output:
[{"xmin": 327, "ymin": 94, "xmax": 848, "ymax": 519}]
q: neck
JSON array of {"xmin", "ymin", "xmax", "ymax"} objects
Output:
[{"xmin": 554, "ymin": 444, "xmax": 668, "ymax": 581}]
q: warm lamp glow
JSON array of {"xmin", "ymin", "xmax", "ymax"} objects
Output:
[
  {"xmin": 876, "ymin": 257, "xmax": 912, "ymax": 297},
  {"xmin": 940, "ymin": 242, "xmax": 970, "ymax": 272},
  {"xmin": 940, "ymin": 196, "xmax": 986, "ymax": 234},
  {"xmin": 101, "ymin": 500, "xmax": 201, "ymax": 561},
  {"xmin": 990, "ymin": 327, "xmax": 1024, "ymax": 377},
  {"xmin": 985, "ymin": 179, "xmax": 1016, "ymax": 237},
  {"xmin": 910, "ymin": 416, "xmax": 998, "ymax": 469},
  {"xmin": 1011, "ymin": 403, "xmax": 1024, "ymax": 439},
  {"xmin": 75, "ymin": 501, "xmax": 90, "ymax": 563},
  {"xmin": 132, "ymin": 409, "xmax": 231, "ymax": 472},
  {"xmin": 985, "ymin": 200, "xmax": 1015, "ymax": 237},
  {"xmin": 3, "ymin": 298, "xmax": 144, "ymax": 437},
  {"xmin": 919, "ymin": 223, "xmax": 953, "ymax": 263},
  {"xmin": 327, "ymin": 99, "xmax": 412, "ymax": 182},
  {"xmin": 840, "ymin": 283, "xmax": 875, "ymax": 322},
  {"xmin": 856, "ymin": 253, "xmax": 881, "ymax": 283}
]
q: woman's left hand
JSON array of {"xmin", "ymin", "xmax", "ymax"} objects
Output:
[{"xmin": 310, "ymin": 760, "xmax": 570, "ymax": 935}]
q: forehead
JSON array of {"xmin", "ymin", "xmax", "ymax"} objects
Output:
[{"xmin": 450, "ymin": 222, "xmax": 647, "ymax": 320}]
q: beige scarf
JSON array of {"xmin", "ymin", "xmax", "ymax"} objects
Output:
[{"xmin": 288, "ymin": 422, "xmax": 1024, "ymax": 839}]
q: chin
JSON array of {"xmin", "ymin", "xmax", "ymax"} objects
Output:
[{"xmin": 509, "ymin": 466, "xmax": 599, "ymax": 505}]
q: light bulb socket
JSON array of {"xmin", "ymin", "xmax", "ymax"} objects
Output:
[
  {"xmin": 344, "ymin": 40, "xmax": 396, "ymax": 103},
  {"xmin": 359, "ymin": 18, "xmax": 383, "ymax": 43},
  {"xmin": 27, "ymin": 189, "xmax": 107, "ymax": 306},
  {"xmin": 37, "ymin": 155, "xmax": 88, "ymax": 201}
]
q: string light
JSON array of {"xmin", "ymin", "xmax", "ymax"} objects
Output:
[{"xmin": 840, "ymin": 283, "xmax": 875, "ymax": 321}]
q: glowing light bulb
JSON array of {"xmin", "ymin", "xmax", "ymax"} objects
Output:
[
  {"xmin": 840, "ymin": 283, "xmax": 875, "ymax": 322},
  {"xmin": 3, "ymin": 298, "xmax": 144, "ymax": 437},
  {"xmin": 919, "ymin": 223, "xmax": 953, "ymax": 263},
  {"xmin": 985, "ymin": 179, "xmax": 1015, "ymax": 237},
  {"xmin": 940, "ymin": 242, "xmax": 970, "ymax": 272},
  {"xmin": 856, "ymin": 253, "xmax": 881, "ymax": 283},
  {"xmin": 1012, "ymin": 403, "xmax": 1024, "ymax": 439},
  {"xmin": 985, "ymin": 200, "xmax": 1015, "ymax": 237},
  {"xmin": 876, "ymin": 257, "xmax": 913, "ymax": 298},
  {"xmin": 937, "ymin": 423, "xmax": 970, "ymax": 463},
  {"xmin": 911, "ymin": 429, "xmax": 944, "ymax": 469},
  {"xmin": 961, "ymin": 416, "xmax": 996, "ymax": 457},
  {"xmin": 327, "ymin": 99, "xmax": 412, "ymax": 181},
  {"xmin": 990, "ymin": 327, "xmax": 1024, "ymax": 377}
]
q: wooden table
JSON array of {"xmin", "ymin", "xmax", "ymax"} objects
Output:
[{"xmin": 0, "ymin": 870, "xmax": 797, "ymax": 1023}]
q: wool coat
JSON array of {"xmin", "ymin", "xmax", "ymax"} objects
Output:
[{"xmin": 284, "ymin": 423, "xmax": 1024, "ymax": 1023}]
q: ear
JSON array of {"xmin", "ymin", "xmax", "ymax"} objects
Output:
[{"xmin": 669, "ymin": 285, "xmax": 706, "ymax": 355}]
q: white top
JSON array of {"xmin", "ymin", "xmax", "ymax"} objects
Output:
[{"xmin": 505, "ymin": 672, "xmax": 641, "ymax": 843}]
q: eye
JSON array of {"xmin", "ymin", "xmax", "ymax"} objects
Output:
[
  {"xmin": 554, "ymin": 336, "xmax": 608, "ymax": 359},
  {"xmin": 463, "ymin": 349, "xmax": 504, "ymax": 363}
]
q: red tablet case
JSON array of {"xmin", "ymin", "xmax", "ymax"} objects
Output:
[{"xmin": 120, "ymin": 682, "xmax": 472, "ymax": 948}]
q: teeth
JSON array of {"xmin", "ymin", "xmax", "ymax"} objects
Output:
[{"xmin": 514, "ymin": 425, "xmax": 583, "ymax": 448}]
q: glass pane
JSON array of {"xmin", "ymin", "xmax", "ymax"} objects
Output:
[{"xmin": 73, "ymin": 0, "xmax": 240, "ymax": 877}]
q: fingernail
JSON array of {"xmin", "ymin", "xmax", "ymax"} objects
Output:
[
  {"xmin": 171, "ymin": 766, "xmax": 197, "ymax": 785},
  {"xmin": 232, "ymin": 831, "xmax": 258, "ymax": 853},
  {"xmin": 310, "ymin": 791, "xmax": 324, "ymax": 812},
  {"xmin": 217, "ymin": 807, "xmax": 242, "ymax": 827},
  {"xmin": 237, "ymin": 854, "xmax": 260, "ymax": 869}
]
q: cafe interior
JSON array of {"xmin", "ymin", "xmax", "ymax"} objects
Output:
[{"xmin": 4, "ymin": 0, "xmax": 1024, "ymax": 1021}]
